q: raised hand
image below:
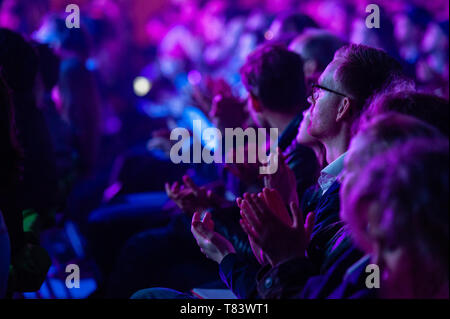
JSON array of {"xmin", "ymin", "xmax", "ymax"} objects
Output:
[
  {"xmin": 191, "ymin": 211, "xmax": 236, "ymax": 264},
  {"xmin": 239, "ymin": 188, "xmax": 315, "ymax": 267},
  {"xmin": 237, "ymin": 196, "xmax": 267, "ymax": 265},
  {"xmin": 264, "ymin": 149, "xmax": 299, "ymax": 207},
  {"xmin": 165, "ymin": 175, "xmax": 223, "ymax": 216},
  {"xmin": 209, "ymin": 93, "xmax": 248, "ymax": 130}
]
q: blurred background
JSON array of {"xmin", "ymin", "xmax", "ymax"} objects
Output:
[{"xmin": 1, "ymin": 0, "xmax": 448, "ymax": 298}]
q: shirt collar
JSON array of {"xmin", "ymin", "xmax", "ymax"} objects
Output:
[
  {"xmin": 321, "ymin": 152, "xmax": 347, "ymax": 178},
  {"xmin": 318, "ymin": 152, "xmax": 347, "ymax": 195}
]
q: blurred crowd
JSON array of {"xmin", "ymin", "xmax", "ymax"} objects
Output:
[{"xmin": 0, "ymin": 0, "xmax": 448, "ymax": 299}]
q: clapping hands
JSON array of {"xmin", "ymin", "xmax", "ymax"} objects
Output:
[
  {"xmin": 263, "ymin": 149, "xmax": 299, "ymax": 207},
  {"xmin": 191, "ymin": 211, "xmax": 236, "ymax": 264},
  {"xmin": 238, "ymin": 188, "xmax": 315, "ymax": 267},
  {"xmin": 165, "ymin": 175, "xmax": 222, "ymax": 216}
]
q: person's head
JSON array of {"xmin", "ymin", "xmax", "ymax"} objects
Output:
[
  {"xmin": 56, "ymin": 58, "xmax": 101, "ymax": 121},
  {"xmin": 32, "ymin": 42, "xmax": 60, "ymax": 109},
  {"xmin": 360, "ymin": 91, "xmax": 449, "ymax": 137},
  {"xmin": 266, "ymin": 12, "xmax": 318, "ymax": 45},
  {"xmin": 350, "ymin": 8, "xmax": 400, "ymax": 60},
  {"xmin": 240, "ymin": 43, "xmax": 307, "ymax": 125},
  {"xmin": 54, "ymin": 57, "xmax": 101, "ymax": 174},
  {"xmin": 394, "ymin": 5, "xmax": 432, "ymax": 45},
  {"xmin": 33, "ymin": 14, "xmax": 92, "ymax": 61},
  {"xmin": 289, "ymin": 29, "xmax": 345, "ymax": 88},
  {"xmin": 343, "ymin": 136, "xmax": 449, "ymax": 298},
  {"xmin": 0, "ymin": 28, "xmax": 38, "ymax": 95},
  {"xmin": 416, "ymin": 20, "xmax": 449, "ymax": 88},
  {"xmin": 307, "ymin": 44, "xmax": 403, "ymax": 142},
  {"xmin": 0, "ymin": 0, "xmax": 49, "ymax": 35},
  {"xmin": 341, "ymin": 112, "xmax": 443, "ymax": 212},
  {"xmin": 421, "ymin": 20, "xmax": 449, "ymax": 55}
]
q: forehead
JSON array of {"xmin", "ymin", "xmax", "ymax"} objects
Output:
[{"xmin": 318, "ymin": 58, "xmax": 343, "ymax": 87}]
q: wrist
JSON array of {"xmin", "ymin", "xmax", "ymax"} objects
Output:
[{"xmin": 216, "ymin": 250, "xmax": 234, "ymax": 264}]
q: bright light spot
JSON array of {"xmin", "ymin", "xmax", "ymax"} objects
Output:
[
  {"xmin": 264, "ymin": 30, "xmax": 274, "ymax": 40},
  {"xmin": 133, "ymin": 76, "xmax": 152, "ymax": 96},
  {"xmin": 188, "ymin": 70, "xmax": 202, "ymax": 86}
]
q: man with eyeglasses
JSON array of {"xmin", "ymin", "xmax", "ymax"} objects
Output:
[{"xmin": 252, "ymin": 43, "xmax": 406, "ymax": 299}]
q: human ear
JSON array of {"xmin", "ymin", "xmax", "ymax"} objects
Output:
[{"xmin": 336, "ymin": 97, "xmax": 351, "ymax": 122}]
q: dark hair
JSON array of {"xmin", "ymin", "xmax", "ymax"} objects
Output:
[
  {"xmin": 290, "ymin": 29, "xmax": 345, "ymax": 72},
  {"xmin": 334, "ymin": 44, "xmax": 404, "ymax": 118},
  {"xmin": 59, "ymin": 58, "xmax": 101, "ymax": 174},
  {"xmin": 0, "ymin": 70, "xmax": 23, "ymax": 192},
  {"xmin": 33, "ymin": 42, "xmax": 61, "ymax": 92},
  {"xmin": 405, "ymin": 5, "xmax": 433, "ymax": 30},
  {"xmin": 0, "ymin": 28, "xmax": 38, "ymax": 93},
  {"xmin": 357, "ymin": 7, "xmax": 401, "ymax": 60},
  {"xmin": 44, "ymin": 15, "xmax": 92, "ymax": 60},
  {"xmin": 363, "ymin": 91, "xmax": 449, "ymax": 137},
  {"xmin": 271, "ymin": 12, "xmax": 318, "ymax": 43},
  {"xmin": 347, "ymin": 112, "xmax": 444, "ymax": 176},
  {"xmin": 240, "ymin": 43, "xmax": 307, "ymax": 113}
]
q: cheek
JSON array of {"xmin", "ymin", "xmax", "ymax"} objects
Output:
[
  {"xmin": 312, "ymin": 101, "xmax": 332, "ymax": 127},
  {"xmin": 382, "ymin": 249, "xmax": 404, "ymax": 276},
  {"xmin": 296, "ymin": 119, "xmax": 311, "ymax": 142},
  {"xmin": 380, "ymin": 248, "xmax": 415, "ymax": 297},
  {"xmin": 309, "ymin": 103, "xmax": 321, "ymax": 125}
]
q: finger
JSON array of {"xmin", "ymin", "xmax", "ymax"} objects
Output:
[
  {"xmin": 198, "ymin": 186, "xmax": 207, "ymax": 199},
  {"xmin": 191, "ymin": 212, "xmax": 206, "ymax": 236},
  {"xmin": 262, "ymin": 188, "xmax": 281, "ymax": 213},
  {"xmin": 290, "ymin": 201, "xmax": 305, "ymax": 230},
  {"xmin": 236, "ymin": 197, "xmax": 243, "ymax": 208},
  {"xmin": 202, "ymin": 212, "xmax": 214, "ymax": 230},
  {"xmin": 207, "ymin": 189, "xmax": 219, "ymax": 204},
  {"xmin": 192, "ymin": 221, "xmax": 211, "ymax": 240},
  {"xmin": 240, "ymin": 219, "xmax": 263, "ymax": 247},
  {"xmin": 265, "ymin": 188, "xmax": 292, "ymax": 225},
  {"xmin": 244, "ymin": 193, "xmax": 265, "ymax": 222},
  {"xmin": 240, "ymin": 200, "xmax": 263, "ymax": 232},
  {"xmin": 254, "ymin": 193, "xmax": 271, "ymax": 219},
  {"xmin": 304, "ymin": 212, "xmax": 315, "ymax": 242},
  {"xmin": 192, "ymin": 211, "xmax": 202, "ymax": 226},
  {"xmin": 183, "ymin": 175, "xmax": 200, "ymax": 195},
  {"xmin": 263, "ymin": 175, "xmax": 270, "ymax": 188},
  {"xmin": 171, "ymin": 181, "xmax": 180, "ymax": 194},
  {"xmin": 165, "ymin": 182, "xmax": 172, "ymax": 196},
  {"xmin": 239, "ymin": 218, "xmax": 259, "ymax": 242}
]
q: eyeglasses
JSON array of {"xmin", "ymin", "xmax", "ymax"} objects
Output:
[{"xmin": 310, "ymin": 83, "xmax": 348, "ymax": 104}]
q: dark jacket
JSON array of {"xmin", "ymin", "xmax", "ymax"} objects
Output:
[
  {"xmin": 255, "ymin": 234, "xmax": 371, "ymax": 299},
  {"xmin": 219, "ymin": 180, "xmax": 353, "ymax": 299}
]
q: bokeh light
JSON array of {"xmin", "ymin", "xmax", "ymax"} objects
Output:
[{"xmin": 133, "ymin": 76, "xmax": 152, "ymax": 96}]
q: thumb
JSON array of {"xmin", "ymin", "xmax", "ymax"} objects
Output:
[
  {"xmin": 290, "ymin": 201, "xmax": 304, "ymax": 229},
  {"xmin": 192, "ymin": 212, "xmax": 207, "ymax": 237},
  {"xmin": 183, "ymin": 175, "xmax": 200, "ymax": 195}
]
